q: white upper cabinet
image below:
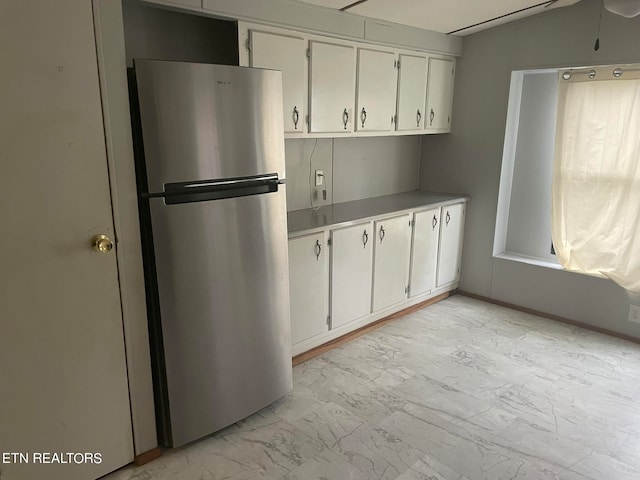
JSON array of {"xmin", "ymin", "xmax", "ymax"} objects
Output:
[
  {"xmin": 355, "ymin": 48, "xmax": 397, "ymax": 132},
  {"xmin": 372, "ymin": 214, "xmax": 412, "ymax": 312},
  {"xmin": 249, "ymin": 30, "xmax": 307, "ymax": 134},
  {"xmin": 436, "ymin": 203, "xmax": 465, "ymax": 287},
  {"xmin": 289, "ymin": 232, "xmax": 329, "ymax": 346},
  {"xmin": 239, "ymin": 22, "xmax": 456, "ymax": 137},
  {"xmin": 425, "ymin": 57, "xmax": 455, "ymax": 133},
  {"xmin": 409, "ymin": 208, "xmax": 440, "ymax": 297},
  {"xmin": 395, "ymin": 54, "xmax": 427, "ymax": 131},
  {"xmin": 309, "ymin": 40, "xmax": 356, "ymax": 133},
  {"xmin": 331, "ymin": 222, "xmax": 373, "ymax": 329}
]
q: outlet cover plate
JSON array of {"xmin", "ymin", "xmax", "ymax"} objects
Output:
[
  {"xmin": 315, "ymin": 170, "xmax": 324, "ymax": 187},
  {"xmin": 629, "ymin": 304, "xmax": 640, "ymax": 324}
]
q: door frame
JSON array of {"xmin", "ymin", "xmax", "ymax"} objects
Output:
[{"xmin": 92, "ymin": 0, "xmax": 158, "ymax": 458}]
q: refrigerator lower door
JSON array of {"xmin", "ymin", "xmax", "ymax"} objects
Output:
[{"xmin": 149, "ymin": 188, "xmax": 292, "ymax": 447}]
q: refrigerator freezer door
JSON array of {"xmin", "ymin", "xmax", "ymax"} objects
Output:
[
  {"xmin": 135, "ymin": 60, "xmax": 286, "ymax": 193},
  {"xmin": 149, "ymin": 188, "xmax": 292, "ymax": 447}
]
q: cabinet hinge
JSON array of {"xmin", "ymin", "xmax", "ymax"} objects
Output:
[
  {"xmin": 396, "ymin": 60, "xmax": 401, "ymax": 69},
  {"xmin": 305, "ymin": 114, "xmax": 310, "ymax": 125},
  {"xmin": 246, "ymin": 38, "xmax": 251, "ymax": 51},
  {"xmin": 327, "ymin": 238, "xmax": 332, "ymax": 246},
  {"xmin": 393, "ymin": 114, "xmax": 398, "ymax": 124},
  {"xmin": 306, "ymin": 48, "xmax": 311, "ymax": 58},
  {"xmin": 448, "ymin": 116, "xmax": 451, "ymax": 124},
  {"xmin": 326, "ymin": 315, "xmax": 331, "ymax": 327},
  {"xmin": 405, "ymin": 285, "xmax": 409, "ymax": 294},
  {"xmin": 410, "ymin": 219, "xmax": 415, "ymax": 227}
]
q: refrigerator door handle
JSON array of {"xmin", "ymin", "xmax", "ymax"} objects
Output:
[
  {"xmin": 163, "ymin": 174, "xmax": 284, "ymax": 205},
  {"xmin": 179, "ymin": 174, "xmax": 280, "ymax": 190}
]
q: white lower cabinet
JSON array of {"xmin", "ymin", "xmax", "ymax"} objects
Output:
[
  {"xmin": 289, "ymin": 199, "xmax": 466, "ymax": 353},
  {"xmin": 288, "ymin": 232, "xmax": 329, "ymax": 345},
  {"xmin": 409, "ymin": 207, "xmax": 441, "ymax": 297},
  {"xmin": 436, "ymin": 203, "xmax": 465, "ymax": 287},
  {"xmin": 330, "ymin": 222, "xmax": 373, "ymax": 329},
  {"xmin": 372, "ymin": 214, "xmax": 412, "ymax": 312}
]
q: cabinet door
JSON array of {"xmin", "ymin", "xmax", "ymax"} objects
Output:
[
  {"xmin": 426, "ymin": 57, "xmax": 455, "ymax": 132},
  {"xmin": 250, "ymin": 30, "xmax": 306, "ymax": 134},
  {"xmin": 409, "ymin": 208, "xmax": 440, "ymax": 297},
  {"xmin": 356, "ymin": 48, "xmax": 396, "ymax": 132},
  {"xmin": 372, "ymin": 214, "xmax": 412, "ymax": 312},
  {"xmin": 309, "ymin": 41, "xmax": 356, "ymax": 133},
  {"xmin": 289, "ymin": 233, "xmax": 329, "ymax": 345},
  {"xmin": 437, "ymin": 203, "xmax": 465, "ymax": 287},
  {"xmin": 331, "ymin": 222, "xmax": 373, "ymax": 329},
  {"xmin": 396, "ymin": 54, "xmax": 427, "ymax": 131}
]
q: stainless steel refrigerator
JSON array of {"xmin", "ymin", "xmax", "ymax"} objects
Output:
[{"xmin": 132, "ymin": 59, "xmax": 292, "ymax": 447}]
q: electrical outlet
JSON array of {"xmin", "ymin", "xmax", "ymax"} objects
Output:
[
  {"xmin": 315, "ymin": 170, "xmax": 324, "ymax": 187},
  {"xmin": 629, "ymin": 304, "xmax": 640, "ymax": 324}
]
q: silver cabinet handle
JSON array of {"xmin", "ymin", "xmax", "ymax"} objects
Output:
[
  {"xmin": 379, "ymin": 225, "xmax": 386, "ymax": 243},
  {"xmin": 361, "ymin": 107, "xmax": 367, "ymax": 128},
  {"xmin": 363, "ymin": 229, "xmax": 369, "ymax": 248},
  {"xmin": 315, "ymin": 239, "xmax": 322, "ymax": 260},
  {"xmin": 343, "ymin": 108, "xmax": 349, "ymax": 130},
  {"xmin": 417, "ymin": 109, "xmax": 422, "ymax": 127},
  {"xmin": 293, "ymin": 106, "xmax": 299, "ymax": 130},
  {"xmin": 432, "ymin": 214, "xmax": 438, "ymax": 230},
  {"xmin": 430, "ymin": 108, "xmax": 435, "ymax": 126},
  {"xmin": 446, "ymin": 211, "xmax": 451, "ymax": 225}
]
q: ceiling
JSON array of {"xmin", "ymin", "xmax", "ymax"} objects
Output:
[{"xmin": 294, "ymin": 0, "xmax": 581, "ymax": 36}]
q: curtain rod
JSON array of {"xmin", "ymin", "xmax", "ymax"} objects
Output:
[{"xmin": 562, "ymin": 66, "xmax": 640, "ymax": 80}]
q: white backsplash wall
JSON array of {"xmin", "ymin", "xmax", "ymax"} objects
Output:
[
  {"xmin": 285, "ymin": 136, "xmax": 421, "ymax": 211},
  {"xmin": 285, "ymin": 139, "xmax": 333, "ymax": 211},
  {"xmin": 333, "ymin": 137, "xmax": 420, "ymax": 204}
]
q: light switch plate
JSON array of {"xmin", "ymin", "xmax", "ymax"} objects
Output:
[
  {"xmin": 629, "ymin": 304, "xmax": 640, "ymax": 323},
  {"xmin": 315, "ymin": 170, "xmax": 324, "ymax": 187}
]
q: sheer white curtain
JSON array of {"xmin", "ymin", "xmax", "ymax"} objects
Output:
[{"xmin": 552, "ymin": 66, "xmax": 640, "ymax": 293}]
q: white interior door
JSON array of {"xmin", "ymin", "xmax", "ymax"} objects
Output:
[
  {"xmin": 356, "ymin": 48, "xmax": 397, "ymax": 132},
  {"xmin": 309, "ymin": 40, "xmax": 356, "ymax": 133},
  {"xmin": 0, "ymin": 2, "xmax": 133, "ymax": 479},
  {"xmin": 331, "ymin": 222, "xmax": 373, "ymax": 329},
  {"xmin": 426, "ymin": 57, "xmax": 455, "ymax": 132},
  {"xmin": 289, "ymin": 233, "xmax": 329, "ymax": 345},
  {"xmin": 372, "ymin": 214, "xmax": 412, "ymax": 312},
  {"xmin": 437, "ymin": 203, "xmax": 466, "ymax": 287},
  {"xmin": 250, "ymin": 30, "xmax": 307, "ymax": 133},
  {"xmin": 396, "ymin": 54, "xmax": 427, "ymax": 131},
  {"xmin": 409, "ymin": 208, "xmax": 440, "ymax": 297}
]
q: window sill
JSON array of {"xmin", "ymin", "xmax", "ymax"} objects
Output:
[{"xmin": 494, "ymin": 252, "xmax": 563, "ymax": 270}]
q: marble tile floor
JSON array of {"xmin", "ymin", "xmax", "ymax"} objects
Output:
[{"xmin": 105, "ymin": 295, "xmax": 640, "ymax": 480}]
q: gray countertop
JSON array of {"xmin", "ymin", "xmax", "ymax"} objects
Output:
[{"xmin": 287, "ymin": 190, "xmax": 470, "ymax": 236}]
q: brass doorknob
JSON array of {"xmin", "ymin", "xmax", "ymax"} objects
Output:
[{"xmin": 92, "ymin": 234, "xmax": 114, "ymax": 253}]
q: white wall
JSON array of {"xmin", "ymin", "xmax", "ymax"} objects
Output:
[
  {"xmin": 286, "ymin": 136, "xmax": 421, "ymax": 211},
  {"xmin": 420, "ymin": 0, "xmax": 640, "ymax": 337},
  {"xmin": 285, "ymin": 139, "xmax": 334, "ymax": 211}
]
